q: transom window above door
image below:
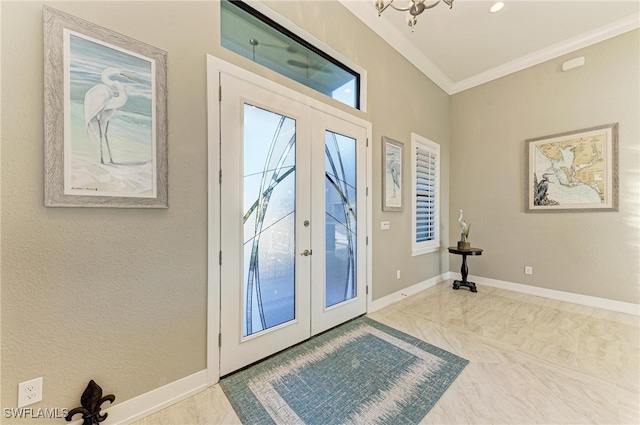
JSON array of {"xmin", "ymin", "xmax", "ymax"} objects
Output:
[{"xmin": 220, "ymin": 0, "xmax": 362, "ymax": 110}]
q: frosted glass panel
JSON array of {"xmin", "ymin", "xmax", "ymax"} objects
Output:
[
  {"xmin": 243, "ymin": 104, "xmax": 296, "ymax": 336},
  {"xmin": 325, "ymin": 131, "xmax": 357, "ymax": 308}
]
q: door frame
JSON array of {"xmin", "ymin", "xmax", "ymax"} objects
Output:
[{"xmin": 206, "ymin": 55, "xmax": 372, "ymax": 385}]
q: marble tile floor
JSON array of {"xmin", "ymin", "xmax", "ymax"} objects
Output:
[{"xmin": 133, "ymin": 282, "xmax": 639, "ymax": 425}]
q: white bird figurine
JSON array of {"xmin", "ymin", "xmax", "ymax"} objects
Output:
[{"xmin": 458, "ymin": 209, "xmax": 469, "ymax": 240}]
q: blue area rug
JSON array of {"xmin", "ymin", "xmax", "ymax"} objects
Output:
[{"xmin": 220, "ymin": 316, "xmax": 468, "ymax": 424}]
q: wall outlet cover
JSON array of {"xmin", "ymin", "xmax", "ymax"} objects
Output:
[{"xmin": 18, "ymin": 377, "xmax": 43, "ymax": 408}]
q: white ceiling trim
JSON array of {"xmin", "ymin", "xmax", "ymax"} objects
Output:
[
  {"xmin": 339, "ymin": 1, "xmax": 640, "ymax": 95},
  {"xmin": 449, "ymin": 12, "xmax": 640, "ymax": 94},
  {"xmin": 338, "ymin": 0, "xmax": 454, "ymax": 92}
]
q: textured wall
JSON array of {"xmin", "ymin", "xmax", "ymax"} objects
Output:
[
  {"xmin": 1, "ymin": 0, "xmax": 451, "ymax": 418},
  {"xmin": 1, "ymin": 0, "xmax": 214, "ymax": 417},
  {"xmin": 450, "ymin": 30, "xmax": 640, "ymax": 304}
]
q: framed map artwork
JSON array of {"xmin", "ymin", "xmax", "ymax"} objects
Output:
[{"xmin": 525, "ymin": 123, "xmax": 618, "ymax": 213}]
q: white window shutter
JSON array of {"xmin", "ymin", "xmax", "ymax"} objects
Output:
[{"xmin": 412, "ymin": 134, "xmax": 440, "ymax": 256}]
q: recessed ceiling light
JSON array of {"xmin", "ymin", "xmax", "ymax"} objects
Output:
[{"xmin": 490, "ymin": 2, "xmax": 505, "ymax": 13}]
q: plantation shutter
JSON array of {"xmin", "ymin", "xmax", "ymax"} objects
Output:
[
  {"xmin": 415, "ymin": 146, "xmax": 437, "ymax": 242},
  {"xmin": 412, "ymin": 133, "xmax": 439, "ymax": 255}
]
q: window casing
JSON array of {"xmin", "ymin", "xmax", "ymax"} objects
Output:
[{"xmin": 411, "ymin": 133, "xmax": 440, "ymax": 256}]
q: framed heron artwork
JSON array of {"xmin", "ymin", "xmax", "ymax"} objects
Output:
[
  {"xmin": 44, "ymin": 6, "xmax": 168, "ymax": 207},
  {"xmin": 525, "ymin": 123, "xmax": 618, "ymax": 213},
  {"xmin": 382, "ymin": 136, "xmax": 403, "ymax": 211}
]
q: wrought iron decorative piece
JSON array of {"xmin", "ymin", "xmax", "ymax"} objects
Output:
[{"xmin": 66, "ymin": 380, "xmax": 115, "ymax": 425}]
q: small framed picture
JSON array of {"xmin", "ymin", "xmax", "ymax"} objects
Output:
[{"xmin": 382, "ymin": 137, "xmax": 403, "ymax": 211}]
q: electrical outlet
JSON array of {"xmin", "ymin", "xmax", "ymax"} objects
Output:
[
  {"xmin": 525, "ymin": 266, "xmax": 533, "ymax": 275},
  {"xmin": 18, "ymin": 377, "xmax": 43, "ymax": 408},
  {"xmin": 380, "ymin": 221, "xmax": 390, "ymax": 230}
]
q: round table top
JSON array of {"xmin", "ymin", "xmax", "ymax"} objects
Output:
[{"xmin": 447, "ymin": 247, "xmax": 483, "ymax": 255}]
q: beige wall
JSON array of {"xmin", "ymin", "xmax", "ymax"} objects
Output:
[
  {"xmin": 1, "ymin": 0, "xmax": 450, "ymax": 417},
  {"xmin": 450, "ymin": 30, "xmax": 640, "ymax": 304}
]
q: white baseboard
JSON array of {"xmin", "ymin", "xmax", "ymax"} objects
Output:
[
  {"xmin": 69, "ymin": 370, "xmax": 209, "ymax": 425},
  {"xmin": 368, "ymin": 272, "xmax": 450, "ymax": 313},
  {"xmin": 451, "ymin": 273, "xmax": 640, "ymax": 316}
]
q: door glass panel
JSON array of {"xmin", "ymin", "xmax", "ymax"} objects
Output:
[
  {"xmin": 324, "ymin": 131, "xmax": 357, "ymax": 308},
  {"xmin": 243, "ymin": 104, "xmax": 296, "ymax": 336}
]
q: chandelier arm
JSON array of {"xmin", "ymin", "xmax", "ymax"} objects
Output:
[
  {"xmin": 389, "ymin": 1, "xmax": 441, "ymax": 13},
  {"xmin": 423, "ymin": 1, "xmax": 442, "ymax": 10},
  {"xmin": 388, "ymin": 2, "xmax": 412, "ymax": 12},
  {"xmin": 376, "ymin": 0, "xmax": 453, "ymax": 29},
  {"xmin": 375, "ymin": 0, "xmax": 401, "ymax": 15}
]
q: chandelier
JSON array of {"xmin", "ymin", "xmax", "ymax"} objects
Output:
[{"xmin": 374, "ymin": 0, "xmax": 454, "ymax": 31}]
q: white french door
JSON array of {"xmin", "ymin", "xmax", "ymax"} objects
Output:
[
  {"xmin": 219, "ymin": 72, "xmax": 367, "ymax": 375},
  {"xmin": 310, "ymin": 114, "xmax": 368, "ymax": 336}
]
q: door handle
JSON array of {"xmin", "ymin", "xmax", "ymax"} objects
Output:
[{"xmin": 301, "ymin": 249, "xmax": 312, "ymax": 256}]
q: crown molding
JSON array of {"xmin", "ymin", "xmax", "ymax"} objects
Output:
[
  {"xmin": 338, "ymin": 0, "xmax": 454, "ymax": 93},
  {"xmin": 339, "ymin": 1, "xmax": 639, "ymax": 95},
  {"xmin": 449, "ymin": 12, "xmax": 640, "ymax": 94}
]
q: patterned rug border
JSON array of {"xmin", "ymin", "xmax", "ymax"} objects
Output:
[{"xmin": 220, "ymin": 316, "xmax": 469, "ymax": 424}]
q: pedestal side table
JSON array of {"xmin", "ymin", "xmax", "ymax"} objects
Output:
[{"xmin": 447, "ymin": 247, "xmax": 483, "ymax": 293}]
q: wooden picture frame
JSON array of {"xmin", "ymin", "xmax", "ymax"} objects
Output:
[
  {"xmin": 44, "ymin": 6, "xmax": 168, "ymax": 208},
  {"xmin": 382, "ymin": 136, "xmax": 403, "ymax": 211},
  {"xmin": 525, "ymin": 123, "xmax": 618, "ymax": 213}
]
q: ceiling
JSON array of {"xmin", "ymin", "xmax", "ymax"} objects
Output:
[{"xmin": 339, "ymin": 0, "xmax": 640, "ymax": 94}]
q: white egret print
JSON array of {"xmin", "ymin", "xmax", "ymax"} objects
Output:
[
  {"xmin": 384, "ymin": 138, "xmax": 403, "ymax": 210},
  {"xmin": 65, "ymin": 30, "xmax": 155, "ymax": 198},
  {"xmin": 84, "ymin": 67, "xmax": 140, "ymax": 165}
]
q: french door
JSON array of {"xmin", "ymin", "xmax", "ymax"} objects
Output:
[{"xmin": 219, "ymin": 73, "xmax": 367, "ymax": 375}]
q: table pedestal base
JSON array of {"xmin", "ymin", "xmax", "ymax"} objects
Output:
[
  {"xmin": 448, "ymin": 246, "xmax": 483, "ymax": 294},
  {"xmin": 453, "ymin": 279, "xmax": 477, "ymax": 293}
]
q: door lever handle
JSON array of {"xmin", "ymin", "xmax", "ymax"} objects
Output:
[{"xmin": 301, "ymin": 249, "xmax": 312, "ymax": 256}]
